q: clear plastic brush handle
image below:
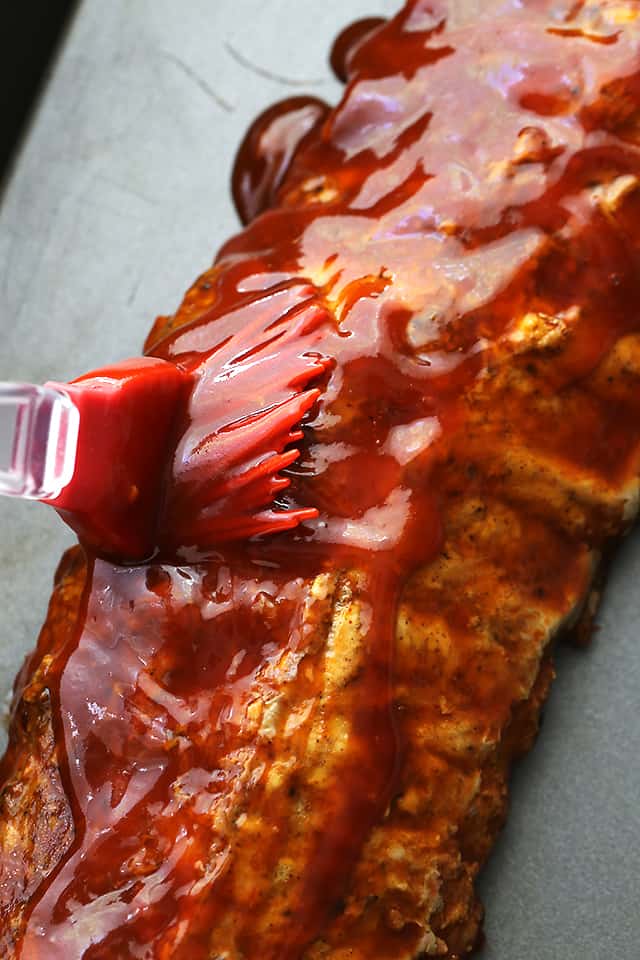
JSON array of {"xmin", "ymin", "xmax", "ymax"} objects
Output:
[{"xmin": 0, "ymin": 383, "xmax": 79, "ymax": 501}]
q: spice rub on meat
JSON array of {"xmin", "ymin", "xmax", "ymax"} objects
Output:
[{"xmin": 2, "ymin": 1, "xmax": 640, "ymax": 957}]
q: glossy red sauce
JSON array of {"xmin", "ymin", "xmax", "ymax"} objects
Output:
[
  {"xmin": 329, "ymin": 16, "xmax": 387, "ymax": 82},
  {"xmin": 232, "ymin": 97, "xmax": 330, "ymax": 225},
  {"xmin": 19, "ymin": 1, "xmax": 640, "ymax": 956}
]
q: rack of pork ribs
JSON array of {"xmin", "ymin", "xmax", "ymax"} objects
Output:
[{"xmin": 2, "ymin": 2, "xmax": 640, "ymax": 958}]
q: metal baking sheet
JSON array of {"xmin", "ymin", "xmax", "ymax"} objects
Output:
[{"xmin": 0, "ymin": 2, "xmax": 638, "ymax": 957}]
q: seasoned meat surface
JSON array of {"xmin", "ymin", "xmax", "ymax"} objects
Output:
[{"xmin": 2, "ymin": 2, "xmax": 640, "ymax": 957}]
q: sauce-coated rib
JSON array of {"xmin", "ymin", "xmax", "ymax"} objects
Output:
[{"xmin": 2, "ymin": 2, "xmax": 640, "ymax": 957}]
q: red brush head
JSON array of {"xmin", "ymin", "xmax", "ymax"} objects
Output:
[
  {"xmin": 47, "ymin": 358, "xmax": 191, "ymax": 562},
  {"xmin": 45, "ymin": 294, "xmax": 332, "ymax": 564}
]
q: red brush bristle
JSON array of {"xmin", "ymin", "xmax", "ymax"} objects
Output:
[{"xmin": 162, "ymin": 295, "xmax": 334, "ymax": 552}]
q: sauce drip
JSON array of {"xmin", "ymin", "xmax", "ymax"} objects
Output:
[
  {"xmin": 329, "ymin": 17, "xmax": 387, "ymax": 82},
  {"xmin": 232, "ymin": 97, "xmax": 330, "ymax": 225},
  {"xmin": 19, "ymin": 1, "xmax": 640, "ymax": 957}
]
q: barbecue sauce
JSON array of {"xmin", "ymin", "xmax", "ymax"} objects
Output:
[{"xmin": 17, "ymin": 1, "xmax": 640, "ymax": 957}]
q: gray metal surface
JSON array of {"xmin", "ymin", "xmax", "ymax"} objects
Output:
[{"xmin": 0, "ymin": 2, "xmax": 638, "ymax": 957}]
